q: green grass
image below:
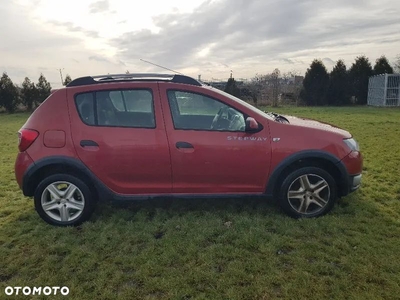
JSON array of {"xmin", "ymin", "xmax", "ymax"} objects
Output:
[{"xmin": 1, "ymin": 107, "xmax": 400, "ymax": 299}]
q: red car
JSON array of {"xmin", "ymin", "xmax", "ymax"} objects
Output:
[{"xmin": 15, "ymin": 74, "xmax": 362, "ymax": 226}]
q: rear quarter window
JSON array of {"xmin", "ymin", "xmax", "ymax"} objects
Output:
[{"xmin": 76, "ymin": 93, "xmax": 95, "ymax": 125}]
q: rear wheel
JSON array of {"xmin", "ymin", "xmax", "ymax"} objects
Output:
[
  {"xmin": 34, "ymin": 174, "xmax": 95, "ymax": 226},
  {"xmin": 278, "ymin": 167, "xmax": 337, "ymax": 218}
]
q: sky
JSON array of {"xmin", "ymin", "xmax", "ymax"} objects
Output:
[{"xmin": 1, "ymin": 0, "xmax": 399, "ymax": 88}]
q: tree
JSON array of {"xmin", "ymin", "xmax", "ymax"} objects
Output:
[
  {"xmin": 281, "ymin": 71, "xmax": 302, "ymax": 105},
  {"xmin": 326, "ymin": 60, "xmax": 350, "ymax": 106},
  {"xmin": 36, "ymin": 73, "xmax": 52, "ymax": 103},
  {"xmin": 245, "ymin": 75, "xmax": 265, "ymax": 106},
  {"xmin": 21, "ymin": 77, "xmax": 38, "ymax": 111},
  {"xmin": 63, "ymin": 74, "xmax": 72, "ymax": 86},
  {"xmin": 271, "ymin": 68, "xmax": 280, "ymax": 107},
  {"xmin": 245, "ymin": 69, "xmax": 297, "ymax": 106},
  {"xmin": 224, "ymin": 77, "xmax": 240, "ymax": 98},
  {"xmin": 300, "ymin": 59, "xmax": 329, "ymax": 106},
  {"xmin": 246, "ymin": 72, "xmax": 277, "ymax": 106},
  {"xmin": 373, "ymin": 55, "xmax": 393, "ymax": 75},
  {"xmin": 348, "ymin": 56, "xmax": 373, "ymax": 105},
  {"xmin": 0, "ymin": 73, "xmax": 19, "ymax": 113}
]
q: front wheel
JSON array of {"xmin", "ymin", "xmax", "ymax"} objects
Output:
[
  {"xmin": 278, "ymin": 167, "xmax": 337, "ymax": 218},
  {"xmin": 34, "ymin": 174, "xmax": 95, "ymax": 226}
]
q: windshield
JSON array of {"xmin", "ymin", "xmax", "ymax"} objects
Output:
[{"xmin": 203, "ymin": 85, "xmax": 275, "ymax": 121}]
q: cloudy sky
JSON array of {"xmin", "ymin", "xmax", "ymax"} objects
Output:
[{"xmin": 1, "ymin": 0, "xmax": 399, "ymax": 88}]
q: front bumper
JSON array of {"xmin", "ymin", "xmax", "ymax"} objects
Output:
[
  {"xmin": 349, "ymin": 174, "xmax": 362, "ymax": 192},
  {"xmin": 339, "ymin": 150, "xmax": 363, "ymax": 196}
]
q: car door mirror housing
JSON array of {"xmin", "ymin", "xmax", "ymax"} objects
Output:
[{"xmin": 245, "ymin": 117, "xmax": 259, "ymax": 132}]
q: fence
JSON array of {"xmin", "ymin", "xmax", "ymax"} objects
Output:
[{"xmin": 368, "ymin": 74, "xmax": 400, "ymax": 106}]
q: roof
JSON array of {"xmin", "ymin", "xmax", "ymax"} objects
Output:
[{"xmin": 67, "ymin": 73, "xmax": 202, "ymax": 87}]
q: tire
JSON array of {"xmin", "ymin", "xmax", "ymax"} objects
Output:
[
  {"xmin": 34, "ymin": 174, "xmax": 96, "ymax": 226},
  {"xmin": 278, "ymin": 167, "xmax": 337, "ymax": 218}
]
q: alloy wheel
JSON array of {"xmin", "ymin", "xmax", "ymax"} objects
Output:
[
  {"xmin": 287, "ymin": 174, "xmax": 330, "ymax": 215},
  {"xmin": 41, "ymin": 181, "xmax": 85, "ymax": 223}
]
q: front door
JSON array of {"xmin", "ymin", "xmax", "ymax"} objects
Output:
[
  {"xmin": 68, "ymin": 83, "xmax": 172, "ymax": 195},
  {"xmin": 159, "ymin": 85, "xmax": 271, "ymax": 194}
]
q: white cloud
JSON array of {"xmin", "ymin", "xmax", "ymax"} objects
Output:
[{"xmin": 1, "ymin": 0, "xmax": 400, "ymax": 88}]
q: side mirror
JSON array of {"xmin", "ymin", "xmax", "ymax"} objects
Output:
[{"xmin": 245, "ymin": 117, "xmax": 259, "ymax": 131}]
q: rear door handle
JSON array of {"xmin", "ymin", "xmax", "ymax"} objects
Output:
[
  {"xmin": 176, "ymin": 142, "xmax": 194, "ymax": 149},
  {"xmin": 80, "ymin": 140, "xmax": 99, "ymax": 147}
]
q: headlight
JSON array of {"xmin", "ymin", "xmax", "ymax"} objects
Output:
[{"xmin": 343, "ymin": 138, "xmax": 359, "ymax": 151}]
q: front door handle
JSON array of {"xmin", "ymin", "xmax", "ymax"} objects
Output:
[
  {"xmin": 176, "ymin": 142, "xmax": 194, "ymax": 149},
  {"xmin": 80, "ymin": 140, "xmax": 99, "ymax": 147}
]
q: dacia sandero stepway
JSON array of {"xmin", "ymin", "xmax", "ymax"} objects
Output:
[{"xmin": 15, "ymin": 74, "xmax": 362, "ymax": 226}]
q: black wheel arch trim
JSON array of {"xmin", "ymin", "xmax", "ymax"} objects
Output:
[
  {"xmin": 265, "ymin": 150, "xmax": 350, "ymax": 198},
  {"xmin": 22, "ymin": 156, "xmax": 110, "ymax": 198}
]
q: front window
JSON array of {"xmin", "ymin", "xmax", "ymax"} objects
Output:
[
  {"xmin": 207, "ymin": 86, "xmax": 275, "ymax": 121},
  {"xmin": 167, "ymin": 90, "xmax": 246, "ymax": 132}
]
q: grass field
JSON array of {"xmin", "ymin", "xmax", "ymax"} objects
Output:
[{"xmin": 1, "ymin": 106, "xmax": 400, "ymax": 299}]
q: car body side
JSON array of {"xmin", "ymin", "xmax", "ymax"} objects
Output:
[{"xmin": 15, "ymin": 81, "xmax": 362, "ymax": 202}]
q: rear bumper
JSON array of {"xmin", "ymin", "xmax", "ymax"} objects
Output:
[{"xmin": 15, "ymin": 152, "xmax": 34, "ymax": 191}]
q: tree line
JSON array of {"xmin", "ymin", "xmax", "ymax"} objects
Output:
[
  {"xmin": 300, "ymin": 55, "xmax": 396, "ymax": 106},
  {"xmin": 0, "ymin": 73, "xmax": 72, "ymax": 113},
  {"xmin": 224, "ymin": 69, "xmax": 292, "ymax": 107},
  {"xmin": 223, "ymin": 54, "xmax": 399, "ymax": 107},
  {"xmin": 1, "ymin": 54, "xmax": 399, "ymax": 113}
]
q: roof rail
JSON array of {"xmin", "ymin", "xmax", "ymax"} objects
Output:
[{"xmin": 67, "ymin": 73, "xmax": 202, "ymax": 87}]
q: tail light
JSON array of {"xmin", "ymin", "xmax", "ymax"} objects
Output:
[{"xmin": 18, "ymin": 129, "xmax": 39, "ymax": 152}]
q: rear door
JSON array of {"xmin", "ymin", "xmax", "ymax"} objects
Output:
[
  {"xmin": 68, "ymin": 83, "xmax": 172, "ymax": 195},
  {"xmin": 159, "ymin": 83, "xmax": 271, "ymax": 194}
]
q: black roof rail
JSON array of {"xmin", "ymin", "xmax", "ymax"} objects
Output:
[{"xmin": 67, "ymin": 73, "xmax": 202, "ymax": 87}]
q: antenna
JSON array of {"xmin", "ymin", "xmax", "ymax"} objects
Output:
[
  {"xmin": 140, "ymin": 59, "xmax": 184, "ymax": 75},
  {"xmin": 57, "ymin": 68, "xmax": 65, "ymax": 85}
]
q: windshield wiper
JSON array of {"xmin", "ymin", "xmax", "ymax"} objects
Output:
[{"xmin": 263, "ymin": 111, "xmax": 290, "ymax": 124}]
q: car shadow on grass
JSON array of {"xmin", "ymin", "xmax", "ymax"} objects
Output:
[{"xmin": 92, "ymin": 196, "xmax": 278, "ymax": 223}]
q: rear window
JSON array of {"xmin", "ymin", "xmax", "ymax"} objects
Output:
[{"xmin": 75, "ymin": 89, "xmax": 155, "ymax": 128}]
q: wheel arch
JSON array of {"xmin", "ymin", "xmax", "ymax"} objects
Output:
[
  {"xmin": 22, "ymin": 156, "xmax": 101, "ymax": 199},
  {"xmin": 265, "ymin": 150, "xmax": 350, "ymax": 199}
]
